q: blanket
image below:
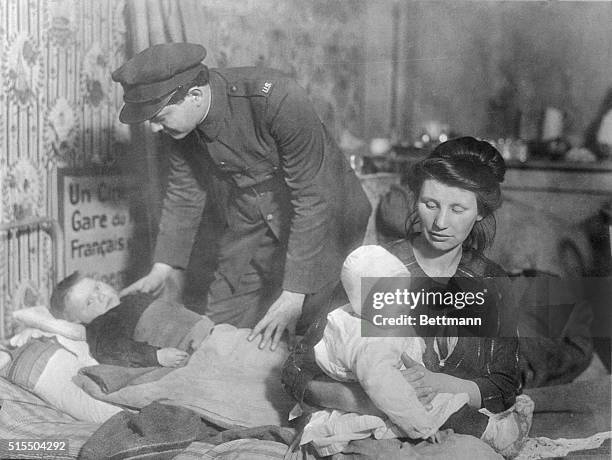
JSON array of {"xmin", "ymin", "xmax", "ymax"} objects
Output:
[
  {"xmin": 80, "ymin": 401, "xmax": 297, "ymax": 460},
  {"xmin": 334, "ymin": 376, "xmax": 611, "ymax": 459},
  {"xmin": 523, "ymin": 376, "xmax": 611, "ymax": 439},
  {"xmin": 133, "ymin": 298, "xmax": 214, "ymax": 351},
  {"xmin": 0, "ymin": 376, "xmax": 99, "ymax": 459},
  {"xmin": 76, "ymin": 324, "xmax": 296, "ymax": 428}
]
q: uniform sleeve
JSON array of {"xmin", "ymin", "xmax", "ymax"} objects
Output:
[
  {"xmin": 153, "ymin": 138, "xmax": 208, "ymax": 269},
  {"xmin": 267, "ymin": 80, "xmax": 337, "ymax": 293},
  {"xmin": 86, "ymin": 296, "xmax": 159, "ymax": 368},
  {"xmin": 281, "ymin": 311, "xmax": 328, "ymax": 403}
]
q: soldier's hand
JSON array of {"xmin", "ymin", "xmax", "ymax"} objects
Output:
[
  {"xmin": 157, "ymin": 347, "xmax": 189, "ymax": 367},
  {"xmin": 120, "ymin": 263, "xmax": 173, "ymax": 298},
  {"xmin": 248, "ymin": 290, "xmax": 305, "ymax": 351}
]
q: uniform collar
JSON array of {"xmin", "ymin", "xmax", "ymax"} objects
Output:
[{"xmin": 196, "ymin": 70, "xmax": 228, "ymax": 141}]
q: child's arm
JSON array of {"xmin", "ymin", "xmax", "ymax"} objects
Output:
[
  {"xmin": 349, "ymin": 338, "xmax": 438, "ymax": 439},
  {"xmin": 86, "ymin": 297, "xmax": 160, "ymax": 367}
]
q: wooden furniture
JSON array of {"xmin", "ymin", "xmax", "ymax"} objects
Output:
[{"xmin": 491, "ymin": 160, "xmax": 612, "ymax": 276}]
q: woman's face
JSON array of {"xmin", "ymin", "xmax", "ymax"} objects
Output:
[{"xmin": 417, "ymin": 179, "xmax": 483, "ymax": 252}]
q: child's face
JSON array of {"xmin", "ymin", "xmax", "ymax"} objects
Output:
[{"xmin": 64, "ymin": 278, "xmax": 120, "ymax": 324}]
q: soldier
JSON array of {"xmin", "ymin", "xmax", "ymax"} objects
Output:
[{"xmin": 113, "ymin": 43, "xmax": 371, "ymax": 350}]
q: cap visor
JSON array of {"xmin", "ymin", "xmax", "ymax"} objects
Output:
[{"xmin": 118, "ymin": 92, "xmax": 174, "ymax": 124}]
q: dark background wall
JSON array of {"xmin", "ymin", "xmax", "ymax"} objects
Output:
[{"xmin": 390, "ymin": 1, "xmax": 612, "ymax": 143}]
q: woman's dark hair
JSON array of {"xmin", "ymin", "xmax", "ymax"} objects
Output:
[
  {"xmin": 407, "ymin": 136, "xmax": 506, "ymax": 252},
  {"xmin": 49, "ymin": 271, "xmax": 86, "ymax": 319}
]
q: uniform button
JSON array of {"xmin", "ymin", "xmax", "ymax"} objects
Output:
[
  {"xmin": 230, "ymin": 85, "xmax": 237, "ymax": 92},
  {"xmin": 265, "ymin": 214, "xmax": 274, "ymax": 221}
]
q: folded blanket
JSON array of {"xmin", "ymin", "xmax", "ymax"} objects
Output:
[
  {"xmin": 80, "ymin": 401, "xmax": 219, "ymax": 460},
  {"xmin": 79, "ymin": 365, "xmax": 172, "ymax": 394},
  {"xmin": 76, "ymin": 324, "xmax": 295, "ymax": 428},
  {"xmin": 133, "ymin": 299, "xmax": 205, "ymax": 349},
  {"xmin": 76, "ymin": 313, "xmax": 215, "ymax": 395},
  {"xmin": 80, "ymin": 401, "xmax": 297, "ymax": 460}
]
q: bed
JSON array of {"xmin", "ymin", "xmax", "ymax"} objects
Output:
[
  {"xmin": 0, "ymin": 216, "xmax": 310, "ymax": 459},
  {"xmin": 0, "ymin": 217, "xmax": 610, "ymax": 459}
]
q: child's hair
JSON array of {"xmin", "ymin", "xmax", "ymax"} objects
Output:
[
  {"xmin": 341, "ymin": 245, "xmax": 410, "ymax": 316},
  {"xmin": 49, "ymin": 271, "xmax": 86, "ymax": 319}
]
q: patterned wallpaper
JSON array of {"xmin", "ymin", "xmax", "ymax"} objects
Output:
[
  {"xmin": 0, "ymin": 0, "xmax": 369, "ymax": 338},
  {"xmin": 0, "ymin": 0, "xmax": 127, "ymax": 338},
  {"xmin": 188, "ymin": 0, "xmax": 367, "ymax": 141}
]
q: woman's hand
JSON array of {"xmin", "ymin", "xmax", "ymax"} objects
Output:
[
  {"xmin": 401, "ymin": 353, "xmax": 440, "ymax": 391},
  {"xmin": 401, "ymin": 353, "xmax": 439, "ymax": 410},
  {"xmin": 401, "ymin": 352, "xmax": 482, "ymax": 408}
]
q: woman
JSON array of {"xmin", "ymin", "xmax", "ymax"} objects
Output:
[{"xmin": 282, "ymin": 137, "xmax": 528, "ymax": 455}]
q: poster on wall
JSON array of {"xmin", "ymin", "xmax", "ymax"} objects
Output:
[{"xmin": 58, "ymin": 168, "xmax": 137, "ymax": 290}]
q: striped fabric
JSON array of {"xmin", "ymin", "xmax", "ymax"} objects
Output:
[
  {"xmin": 174, "ymin": 438, "xmax": 317, "ymax": 460},
  {"xmin": 0, "ymin": 377, "xmax": 100, "ymax": 459},
  {"xmin": 5, "ymin": 338, "xmax": 62, "ymax": 390}
]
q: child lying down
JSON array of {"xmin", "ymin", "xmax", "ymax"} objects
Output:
[
  {"xmin": 48, "ymin": 272, "xmax": 194, "ymax": 368},
  {"xmin": 0, "ymin": 275, "xmax": 295, "ymax": 427}
]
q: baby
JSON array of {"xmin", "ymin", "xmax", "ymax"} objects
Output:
[{"xmin": 301, "ymin": 245, "xmax": 469, "ymax": 456}]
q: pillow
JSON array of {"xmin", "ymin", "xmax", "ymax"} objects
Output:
[
  {"xmin": 9, "ymin": 327, "xmax": 56, "ymax": 348},
  {"xmin": 4, "ymin": 337, "xmax": 121, "ymax": 423},
  {"xmin": 9, "ymin": 329, "xmax": 97, "ymax": 368},
  {"xmin": 13, "ymin": 305, "xmax": 86, "ymax": 341}
]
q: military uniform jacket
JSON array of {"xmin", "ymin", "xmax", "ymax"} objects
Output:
[{"xmin": 154, "ymin": 67, "xmax": 371, "ymax": 294}]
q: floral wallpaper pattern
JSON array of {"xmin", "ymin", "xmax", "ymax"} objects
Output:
[
  {"xmin": 191, "ymin": 0, "xmax": 366, "ymax": 142},
  {"xmin": 0, "ymin": 0, "xmax": 127, "ymax": 338}
]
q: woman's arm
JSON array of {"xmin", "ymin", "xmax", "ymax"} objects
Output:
[
  {"xmin": 305, "ymin": 373, "xmax": 438, "ymax": 417},
  {"xmin": 281, "ymin": 307, "xmax": 437, "ymax": 415},
  {"xmin": 305, "ymin": 375, "xmax": 385, "ymax": 417},
  {"xmin": 283, "ymin": 341, "xmax": 436, "ymax": 416}
]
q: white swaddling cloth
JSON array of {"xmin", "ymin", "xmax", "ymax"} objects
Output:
[{"xmin": 302, "ymin": 245, "xmax": 469, "ymax": 456}]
